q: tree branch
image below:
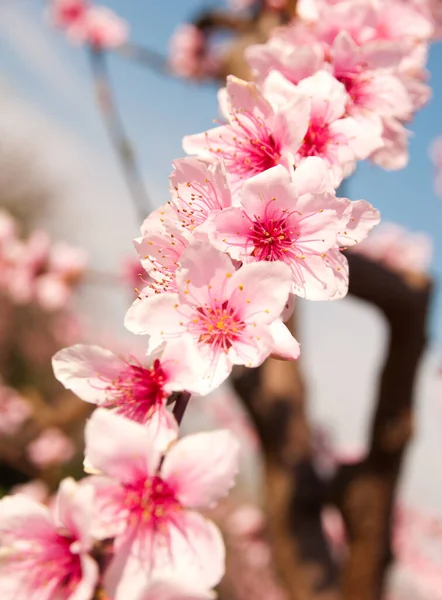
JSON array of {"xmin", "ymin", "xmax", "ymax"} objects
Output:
[{"xmin": 87, "ymin": 47, "xmax": 151, "ymax": 222}]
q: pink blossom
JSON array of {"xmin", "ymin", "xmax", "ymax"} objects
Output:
[
  {"xmin": 331, "ymin": 32, "xmax": 412, "ymax": 121},
  {"xmin": 84, "ymin": 409, "xmax": 239, "ymax": 599},
  {"xmin": 0, "ymin": 386, "xmax": 32, "ymax": 435},
  {"xmin": 0, "ymin": 478, "xmax": 98, "ymax": 599},
  {"xmin": 50, "ymin": 0, "xmax": 88, "ymax": 29},
  {"xmin": 226, "ymin": 505, "xmax": 265, "ymax": 537},
  {"xmin": 52, "ymin": 338, "xmax": 202, "ymax": 423},
  {"xmin": 68, "ymin": 6, "xmax": 129, "ymax": 49},
  {"xmin": 183, "ymin": 75, "xmax": 311, "ymax": 195},
  {"xmin": 125, "ymin": 240, "xmax": 299, "ymax": 394},
  {"xmin": 27, "ymin": 428, "xmax": 75, "ymax": 469},
  {"xmin": 210, "ymin": 160, "xmax": 379, "ymax": 300},
  {"xmin": 168, "ymin": 158, "xmax": 232, "ymax": 233},
  {"xmin": 263, "ymin": 70, "xmax": 383, "ymax": 183},
  {"xmin": 169, "ymin": 24, "xmax": 205, "ymax": 79},
  {"xmin": 246, "ymin": 36, "xmax": 325, "ymax": 86},
  {"xmin": 168, "ymin": 24, "xmax": 221, "ymax": 80}
]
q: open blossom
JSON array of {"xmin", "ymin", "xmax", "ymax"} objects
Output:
[
  {"xmin": 0, "ymin": 386, "xmax": 32, "ymax": 435},
  {"xmin": 246, "ymin": 26, "xmax": 415, "ymax": 169},
  {"xmin": 0, "ymin": 478, "xmax": 98, "ymax": 600},
  {"xmin": 125, "ymin": 240, "xmax": 299, "ymax": 394},
  {"xmin": 27, "ymin": 427, "xmax": 76, "ymax": 469},
  {"xmin": 263, "ymin": 70, "xmax": 383, "ymax": 183},
  {"xmin": 183, "ymin": 75, "xmax": 310, "ymax": 195},
  {"xmin": 168, "ymin": 158, "xmax": 232, "ymax": 233},
  {"xmin": 211, "ymin": 160, "xmax": 379, "ymax": 300},
  {"xmin": 85, "ymin": 409, "xmax": 239, "ymax": 599},
  {"xmin": 52, "ymin": 337, "xmax": 201, "ymax": 424}
]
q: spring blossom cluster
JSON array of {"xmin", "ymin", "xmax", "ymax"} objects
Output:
[{"xmin": 0, "ymin": 0, "xmax": 435, "ymax": 598}]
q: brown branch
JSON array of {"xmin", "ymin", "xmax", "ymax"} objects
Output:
[
  {"xmin": 87, "ymin": 47, "xmax": 151, "ymax": 222},
  {"xmin": 327, "ymin": 252, "xmax": 433, "ymax": 600},
  {"xmin": 232, "ymin": 322, "xmax": 341, "ymax": 600}
]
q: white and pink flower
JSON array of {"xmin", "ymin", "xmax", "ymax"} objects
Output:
[
  {"xmin": 0, "ymin": 478, "xmax": 98, "ymax": 600},
  {"xmin": 53, "ymin": 338, "xmax": 202, "ymax": 423},
  {"xmin": 210, "ymin": 160, "xmax": 379, "ymax": 300},
  {"xmin": 262, "ymin": 69, "xmax": 383, "ymax": 184},
  {"xmin": 183, "ymin": 75, "xmax": 310, "ymax": 195},
  {"xmin": 85, "ymin": 409, "xmax": 239, "ymax": 599},
  {"xmin": 168, "ymin": 158, "xmax": 232, "ymax": 233},
  {"xmin": 125, "ymin": 240, "xmax": 299, "ymax": 394}
]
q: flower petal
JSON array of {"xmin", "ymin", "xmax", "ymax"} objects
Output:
[
  {"xmin": 52, "ymin": 344, "xmax": 121, "ymax": 404},
  {"xmin": 85, "ymin": 409, "xmax": 177, "ymax": 483},
  {"xmin": 161, "ymin": 430, "xmax": 239, "ymax": 508}
]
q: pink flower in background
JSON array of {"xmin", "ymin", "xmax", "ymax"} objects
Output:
[
  {"xmin": 183, "ymin": 75, "xmax": 311, "ymax": 195},
  {"xmin": 226, "ymin": 505, "xmax": 265, "ymax": 537},
  {"xmin": 0, "ymin": 478, "xmax": 98, "ymax": 599},
  {"xmin": 169, "ymin": 158, "xmax": 232, "ymax": 233},
  {"xmin": 211, "ymin": 160, "xmax": 379, "ymax": 300},
  {"xmin": 52, "ymin": 338, "xmax": 201, "ymax": 424},
  {"xmin": 50, "ymin": 0, "xmax": 88, "ymax": 28},
  {"xmin": 27, "ymin": 427, "xmax": 75, "ymax": 469},
  {"xmin": 263, "ymin": 70, "xmax": 383, "ymax": 184},
  {"xmin": 351, "ymin": 222, "xmax": 433, "ymax": 275},
  {"xmin": 125, "ymin": 240, "xmax": 299, "ymax": 394},
  {"xmin": 85, "ymin": 409, "xmax": 239, "ymax": 599},
  {"xmin": 0, "ymin": 386, "xmax": 32, "ymax": 435},
  {"xmin": 169, "ymin": 24, "xmax": 206, "ymax": 78},
  {"xmin": 430, "ymin": 136, "xmax": 442, "ymax": 198},
  {"xmin": 68, "ymin": 5, "xmax": 129, "ymax": 49}
]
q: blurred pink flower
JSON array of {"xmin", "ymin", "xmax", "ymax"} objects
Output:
[
  {"xmin": 351, "ymin": 222, "xmax": 433, "ymax": 275},
  {"xmin": 0, "ymin": 386, "xmax": 32, "ymax": 435},
  {"xmin": 0, "ymin": 478, "xmax": 98, "ymax": 599},
  {"xmin": 27, "ymin": 427, "xmax": 75, "ymax": 469},
  {"xmin": 226, "ymin": 504, "xmax": 265, "ymax": 537},
  {"xmin": 65, "ymin": 5, "xmax": 128, "ymax": 49},
  {"xmin": 50, "ymin": 0, "xmax": 88, "ymax": 28}
]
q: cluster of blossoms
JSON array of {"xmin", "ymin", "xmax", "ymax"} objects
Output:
[
  {"xmin": 0, "ymin": 0, "xmax": 436, "ymax": 598},
  {"xmin": 0, "ymin": 210, "xmax": 87, "ymax": 311},
  {"xmin": 49, "ymin": 0, "xmax": 128, "ymax": 49},
  {"xmin": 246, "ymin": 0, "xmax": 437, "ymax": 171}
]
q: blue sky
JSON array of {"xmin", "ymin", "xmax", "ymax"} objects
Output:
[{"xmin": 2, "ymin": 0, "xmax": 442, "ymax": 343}]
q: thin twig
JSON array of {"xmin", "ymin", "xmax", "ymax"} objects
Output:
[
  {"xmin": 87, "ymin": 46, "xmax": 151, "ymax": 223},
  {"xmin": 172, "ymin": 391, "xmax": 191, "ymax": 426}
]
